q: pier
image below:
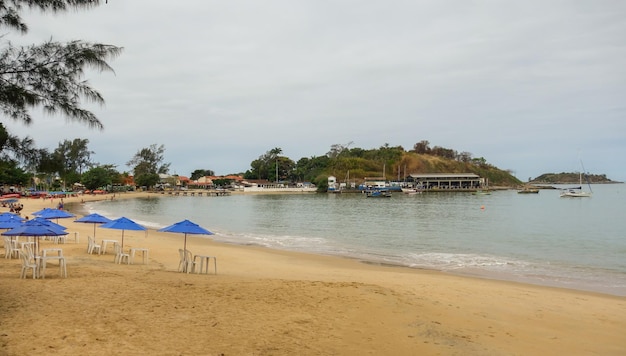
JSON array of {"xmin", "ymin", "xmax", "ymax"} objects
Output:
[{"xmin": 158, "ymin": 190, "xmax": 231, "ymax": 197}]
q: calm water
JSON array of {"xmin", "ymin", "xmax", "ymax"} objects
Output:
[{"xmin": 84, "ymin": 184, "xmax": 626, "ymax": 296}]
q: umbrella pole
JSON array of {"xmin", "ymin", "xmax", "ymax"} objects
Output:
[
  {"xmin": 183, "ymin": 234, "xmax": 188, "ymax": 267},
  {"xmin": 183, "ymin": 234, "xmax": 188, "ymax": 266}
]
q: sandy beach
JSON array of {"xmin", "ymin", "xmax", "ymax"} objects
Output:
[{"xmin": 1, "ymin": 192, "xmax": 624, "ymax": 355}]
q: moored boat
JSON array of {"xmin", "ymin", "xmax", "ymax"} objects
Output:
[
  {"xmin": 365, "ymin": 190, "xmax": 392, "ymax": 198},
  {"xmin": 560, "ymin": 165, "xmax": 593, "ymax": 198},
  {"xmin": 401, "ymin": 187, "xmax": 422, "ymax": 195},
  {"xmin": 560, "ymin": 186, "xmax": 592, "ymax": 197}
]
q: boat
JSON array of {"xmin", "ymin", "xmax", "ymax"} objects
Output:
[
  {"xmin": 560, "ymin": 187, "xmax": 590, "ymax": 197},
  {"xmin": 560, "ymin": 161, "xmax": 593, "ymax": 198},
  {"xmin": 560, "ymin": 174, "xmax": 592, "ymax": 197},
  {"xmin": 401, "ymin": 187, "xmax": 422, "ymax": 195},
  {"xmin": 517, "ymin": 187, "xmax": 539, "ymax": 194},
  {"xmin": 365, "ymin": 190, "xmax": 392, "ymax": 198},
  {"xmin": 358, "ymin": 180, "xmax": 402, "ymax": 192},
  {"xmin": 471, "ymin": 189, "xmax": 491, "ymax": 195},
  {"xmin": 1, "ymin": 193, "xmax": 21, "ymax": 199}
]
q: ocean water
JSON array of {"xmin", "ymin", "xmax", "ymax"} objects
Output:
[{"xmin": 83, "ymin": 184, "xmax": 626, "ymax": 296}]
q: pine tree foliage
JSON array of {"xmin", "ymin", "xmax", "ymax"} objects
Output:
[
  {"xmin": 0, "ymin": 0, "xmax": 122, "ymax": 131},
  {"xmin": 0, "ymin": 0, "xmax": 121, "ymax": 181}
]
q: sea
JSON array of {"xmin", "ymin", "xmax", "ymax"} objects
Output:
[{"xmin": 81, "ymin": 184, "xmax": 626, "ymax": 296}]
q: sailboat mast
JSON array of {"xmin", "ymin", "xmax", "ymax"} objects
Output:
[{"xmin": 579, "ymin": 159, "xmax": 593, "ymax": 193}]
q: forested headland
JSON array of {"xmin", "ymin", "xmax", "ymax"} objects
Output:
[{"xmin": 243, "ymin": 141, "xmax": 523, "ymax": 189}]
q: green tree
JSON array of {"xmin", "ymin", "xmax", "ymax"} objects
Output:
[
  {"xmin": 0, "ymin": 123, "xmax": 36, "ymax": 185},
  {"xmin": 212, "ymin": 178, "xmax": 232, "ymax": 187},
  {"xmin": 53, "ymin": 138, "xmax": 93, "ymax": 188},
  {"xmin": 458, "ymin": 151, "xmax": 473, "ymax": 163},
  {"xmin": 34, "ymin": 148, "xmax": 61, "ymax": 177},
  {"xmin": 301, "ymin": 155, "xmax": 330, "ymax": 181},
  {"xmin": 190, "ymin": 169, "xmax": 214, "ymax": 180},
  {"xmin": 127, "ymin": 144, "xmax": 170, "ymax": 189},
  {"xmin": 134, "ymin": 172, "xmax": 160, "ymax": 189},
  {"xmin": 272, "ymin": 156, "xmax": 295, "ymax": 182},
  {"xmin": 0, "ymin": 0, "xmax": 121, "ymax": 161},
  {"xmin": 0, "ymin": 123, "xmax": 34, "ymax": 162},
  {"xmin": 326, "ymin": 141, "xmax": 353, "ymax": 159},
  {"xmin": 247, "ymin": 147, "xmax": 283, "ymax": 180},
  {"xmin": 413, "ymin": 140, "xmax": 430, "ymax": 154},
  {"xmin": 97, "ymin": 164, "xmax": 124, "ymax": 185},
  {"xmin": 431, "ymin": 146, "xmax": 456, "ymax": 160},
  {"xmin": 81, "ymin": 166, "xmax": 112, "ymax": 190},
  {"xmin": 0, "ymin": 159, "xmax": 29, "ymax": 186}
]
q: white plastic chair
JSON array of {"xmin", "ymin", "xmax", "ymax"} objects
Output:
[
  {"xmin": 178, "ymin": 249, "xmax": 196, "ymax": 273},
  {"xmin": 177, "ymin": 249, "xmax": 186, "ymax": 272},
  {"xmin": 22, "ymin": 243, "xmax": 35, "ymax": 261},
  {"xmin": 4, "ymin": 236, "xmax": 20, "ymax": 259},
  {"xmin": 87, "ymin": 236, "xmax": 101, "ymax": 255},
  {"xmin": 19, "ymin": 248, "xmax": 38, "ymax": 279},
  {"xmin": 113, "ymin": 242, "xmax": 130, "ymax": 264},
  {"xmin": 54, "ymin": 234, "xmax": 67, "ymax": 244},
  {"xmin": 69, "ymin": 232, "xmax": 79, "ymax": 244}
]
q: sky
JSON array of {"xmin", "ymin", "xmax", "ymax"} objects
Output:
[{"xmin": 4, "ymin": 1, "xmax": 625, "ymax": 181}]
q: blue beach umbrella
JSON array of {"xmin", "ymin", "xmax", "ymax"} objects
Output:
[
  {"xmin": 32, "ymin": 208, "xmax": 75, "ymax": 221},
  {"xmin": 99, "ymin": 217, "xmax": 146, "ymax": 248},
  {"xmin": 0, "ymin": 214, "xmax": 23, "ymax": 229},
  {"xmin": 74, "ymin": 213, "xmax": 112, "ymax": 239},
  {"xmin": 0, "ymin": 212, "xmax": 21, "ymax": 220},
  {"xmin": 29, "ymin": 217, "xmax": 68, "ymax": 231},
  {"xmin": 2, "ymin": 219, "xmax": 68, "ymax": 256},
  {"xmin": 0, "ymin": 212, "xmax": 22, "ymax": 223},
  {"xmin": 157, "ymin": 219, "xmax": 213, "ymax": 253}
]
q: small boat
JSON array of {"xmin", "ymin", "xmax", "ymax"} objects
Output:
[
  {"xmin": 560, "ymin": 187, "xmax": 591, "ymax": 197},
  {"xmin": 401, "ymin": 188, "xmax": 422, "ymax": 195},
  {"xmin": 472, "ymin": 189, "xmax": 491, "ymax": 195},
  {"xmin": 518, "ymin": 187, "xmax": 539, "ymax": 194},
  {"xmin": 365, "ymin": 190, "xmax": 392, "ymax": 198},
  {"xmin": 1, "ymin": 193, "xmax": 21, "ymax": 199},
  {"xmin": 560, "ymin": 162, "xmax": 593, "ymax": 198}
]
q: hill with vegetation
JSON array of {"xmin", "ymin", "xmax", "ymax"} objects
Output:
[
  {"xmin": 320, "ymin": 152, "xmax": 521, "ymax": 188},
  {"xmin": 530, "ymin": 173, "xmax": 619, "ymax": 184},
  {"xmin": 245, "ymin": 141, "xmax": 522, "ymax": 190}
]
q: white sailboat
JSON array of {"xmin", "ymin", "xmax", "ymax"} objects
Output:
[{"xmin": 560, "ymin": 161, "xmax": 593, "ymax": 198}]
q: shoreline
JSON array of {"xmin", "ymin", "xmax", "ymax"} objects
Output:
[
  {"xmin": 2, "ymin": 191, "xmax": 625, "ymax": 354},
  {"xmin": 75, "ymin": 191, "xmax": 624, "ymax": 297}
]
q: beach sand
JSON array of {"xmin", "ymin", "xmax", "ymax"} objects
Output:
[{"xmin": 1, "ymin": 192, "xmax": 625, "ymax": 355}]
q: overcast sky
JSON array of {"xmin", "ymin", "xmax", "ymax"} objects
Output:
[{"xmin": 5, "ymin": 1, "xmax": 625, "ymax": 181}]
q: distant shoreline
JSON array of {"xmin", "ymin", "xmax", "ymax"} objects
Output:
[{"xmin": 529, "ymin": 181, "xmax": 623, "ymax": 186}]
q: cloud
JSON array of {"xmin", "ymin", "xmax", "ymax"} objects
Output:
[{"xmin": 3, "ymin": 1, "xmax": 625, "ymax": 180}]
